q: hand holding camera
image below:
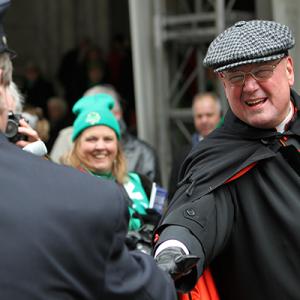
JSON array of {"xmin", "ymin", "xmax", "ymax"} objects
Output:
[
  {"xmin": 4, "ymin": 112, "xmax": 47, "ymax": 156},
  {"xmin": 5, "ymin": 112, "xmax": 28, "ymax": 143},
  {"xmin": 15, "ymin": 118, "xmax": 41, "ymax": 148},
  {"xmin": 5, "ymin": 111, "xmax": 41, "ymax": 146}
]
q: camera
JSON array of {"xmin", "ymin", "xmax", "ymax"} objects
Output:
[{"xmin": 5, "ymin": 111, "xmax": 27, "ymax": 143}]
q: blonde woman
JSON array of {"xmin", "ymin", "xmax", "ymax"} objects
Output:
[{"xmin": 63, "ymin": 93, "xmax": 149, "ymax": 230}]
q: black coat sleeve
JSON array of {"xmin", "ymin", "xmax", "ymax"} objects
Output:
[
  {"xmin": 155, "ymin": 185, "xmax": 234, "ymax": 289},
  {"xmin": 104, "ymin": 189, "xmax": 177, "ymax": 300}
]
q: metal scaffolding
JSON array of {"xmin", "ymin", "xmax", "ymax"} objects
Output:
[{"xmin": 152, "ymin": 0, "xmax": 255, "ymax": 185}]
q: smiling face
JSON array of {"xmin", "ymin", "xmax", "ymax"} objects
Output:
[
  {"xmin": 220, "ymin": 56, "xmax": 294, "ymax": 129},
  {"xmin": 76, "ymin": 125, "xmax": 118, "ymax": 174}
]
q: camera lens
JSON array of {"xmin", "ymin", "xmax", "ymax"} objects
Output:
[{"xmin": 5, "ymin": 118, "xmax": 18, "ymax": 138}]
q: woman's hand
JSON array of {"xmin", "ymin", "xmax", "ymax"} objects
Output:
[{"xmin": 15, "ymin": 118, "xmax": 41, "ymax": 148}]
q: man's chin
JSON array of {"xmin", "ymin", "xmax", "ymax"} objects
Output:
[{"xmin": 246, "ymin": 118, "xmax": 275, "ymax": 129}]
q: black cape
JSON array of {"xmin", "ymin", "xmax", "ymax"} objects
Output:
[{"xmin": 165, "ymin": 89, "xmax": 300, "ymax": 214}]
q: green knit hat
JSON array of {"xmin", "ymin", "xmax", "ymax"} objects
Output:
[{"xmin": 72, "ymin": 93, "xmax": 121, "ymax": 141}]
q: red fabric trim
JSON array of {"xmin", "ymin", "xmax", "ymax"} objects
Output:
[
  {"xmin": 225, "ymin": 162, "xmax": 257, "ymax": 183},
  {"xmin": 178, "ymin": 268, "xmax": 219, "ymax": 300},
  {"xmin": 154, "ymin": 233, "xmax": 159, "ymax": 243}
]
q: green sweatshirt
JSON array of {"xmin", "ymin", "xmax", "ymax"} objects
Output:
[{"xmin": 81, "ymin": 166, "xmax": 149, "ymax": 231}]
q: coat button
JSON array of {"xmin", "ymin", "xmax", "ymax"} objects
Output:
[{"xmin": 186, "ymin": 208, "xmax": 196, "ymax": 216}]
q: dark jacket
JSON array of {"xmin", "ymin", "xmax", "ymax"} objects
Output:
[
  {"xmin": 122, "ymin": 130, "xmax": 162, "ymax": 184},
  {"xmin": 168, "ymin": 133, "xmax": 202, "ymax": 200},
  {"xmin": 0, "ymin": 133, "xmax": 176, "ymax": 300},
  {"xmin": 156, "ymin": 90, "xmax": 300, "ymax": 299}
]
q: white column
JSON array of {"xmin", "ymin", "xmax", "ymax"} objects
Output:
[
  {"xmin": 271, "ymin": 0, "xmax": 300, "ymax": 93},
  {"xmin": 128, "ymin": 0, "xmax": 156, "ymax": 146}
]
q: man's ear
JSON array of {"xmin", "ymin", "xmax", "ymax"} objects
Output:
[
  {"xmin": 285, "ymin": 56, "xmax": 294, "ymax": 87},
  {"xmin": 218, "ymin": 73, "xmax": 227, "ymax": 89}
]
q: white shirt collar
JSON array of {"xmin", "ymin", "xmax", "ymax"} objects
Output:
[{"xmin": 275, "ymin": 101, "xmax": 294, "ymax": 133}]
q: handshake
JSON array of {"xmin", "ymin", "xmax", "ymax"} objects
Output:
[{"xmin": 154, "ymin": 246, "xmax": 200, "ymax": 281}]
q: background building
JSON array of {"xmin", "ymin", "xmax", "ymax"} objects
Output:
[{"xmin": 5, "ymin": 0, "xmax": 300, "ymax": 185}]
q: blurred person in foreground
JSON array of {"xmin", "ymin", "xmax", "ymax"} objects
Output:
[
  {"xmin": 168, "ymin": 92, "xmax": 222, "ymax": 199},
  {"xmin": 50, "ymin": 84, "xmax": 162, "ymax": 183},
  {"xmin": 62, "ymin": 93, "xmax": 150, "ymax": 231},
  {"xmin": 0, "ymin": 1, "xmax": 176, "ymax": 299},
  {"xmin": 154, "ymin": 20, "xmax": 300, "ymax": 300}
]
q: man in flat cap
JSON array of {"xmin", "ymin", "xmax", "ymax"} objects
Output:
[
  {"xmin": 0, "ymin": 2, "xmax": 177, "ymax": 300},
  {"xmin": 154, "ymin": 20, "xmax": 300, "ymax": 300}
]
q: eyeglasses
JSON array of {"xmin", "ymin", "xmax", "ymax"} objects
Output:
[{"xmin": 221, "ymin": 58, "xmax": 283, "ymax": 86}]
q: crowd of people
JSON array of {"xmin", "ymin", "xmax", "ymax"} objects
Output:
[
  {"xmin": 16, "ymin": 33, "xmax": 136, "ymax": 154},
  {"xmin": 1, "ymin": 0, "xmax": 299, "ymax": 299}
]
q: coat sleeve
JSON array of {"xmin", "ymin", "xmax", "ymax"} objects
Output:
[
  {"xmin": 155, "ymin": 185, "xmax": 234, "ymax": 290},
  {"xmin": 103, "ymin": 188, "xmax": 177, "ymax": 300}
]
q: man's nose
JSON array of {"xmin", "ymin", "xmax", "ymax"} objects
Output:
[
  {"xmin": 201, "ymin": 116, "xmax": 209, "ymax": 124},
  {"xmin": 242, "ymin": 73, "xmax": 259, "ymax": 92}
]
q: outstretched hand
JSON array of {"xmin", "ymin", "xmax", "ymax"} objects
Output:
[{"xmin": 155, "ymin": 246, "xmax": 200, "ymax": 281}]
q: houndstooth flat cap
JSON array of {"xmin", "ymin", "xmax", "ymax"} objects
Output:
[{"xmin": 203, "ymin": 20, "xmax": 295, "ymax": 72}]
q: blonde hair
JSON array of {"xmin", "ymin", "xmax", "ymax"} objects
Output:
[{"xmin": 61, "ymin": 137, "xmax": 128, "ymax": 184}]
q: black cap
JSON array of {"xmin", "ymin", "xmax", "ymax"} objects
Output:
[{"xmin": 0, "ymin": 0, "xmax": 16, "ymax": 57}]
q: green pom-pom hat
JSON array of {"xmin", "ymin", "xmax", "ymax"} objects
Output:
[{"xmin": 72, "ymin": 93, "xmax": 121, "ymax": 141}]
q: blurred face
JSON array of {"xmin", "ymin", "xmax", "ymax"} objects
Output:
[
  {"xmin": 220, "ymin": 56, "xmax": 294, "ymax": 128},
  {"xmin": 47, "ymin": 101, "xmax": 65, "ymax": 121},
  {"xmin": 25, "ymin": 67, "xmax": 39, "ymax": 82},
  {"xmin": 88, "ymin": 67, "xmax": 103, "ymax": 83},
  {"xmin": 193, "ymin": 96, "xmax": 221, "ymax": 137},
  {"xmin": 77, "ymin": 125, "xmax": 118, "ymax": 174}
]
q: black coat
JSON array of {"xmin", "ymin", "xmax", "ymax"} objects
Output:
[
  {"xmin": 0, "ymin": 133, "xmax": 176, "ymax": 300},
  {"xmin": 156, "ymin": 90, "xmax": 300, "ymax": 299}
]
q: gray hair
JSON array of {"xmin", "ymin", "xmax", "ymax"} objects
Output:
[
  {"xmin": 9, "ymin": 81, "xmax": 24, "ymax": 114},
  {"xmin": 83, "ymin": 84, "xmax": 122, "ymax": 113},
  {"xmin": 0, "ymin": 52, "xmax": 12, "ymax": 86},
  {"xmin": 0, "ymin": 53, "xmax": 13, "ymax": 114}
]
